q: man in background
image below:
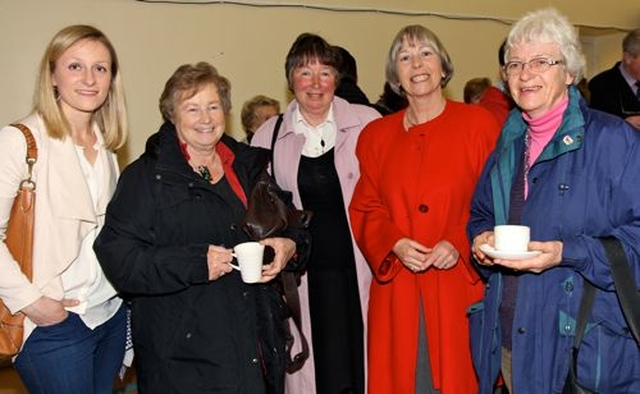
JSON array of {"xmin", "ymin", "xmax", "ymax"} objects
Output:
[{"xmin": 588, "ymin": 28, "xmax": 640, "ymax": 129}]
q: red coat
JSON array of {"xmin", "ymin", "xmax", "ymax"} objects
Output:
[{"xmin": 349, "ymin": 102, "xmax": 500, "ymax": 393}]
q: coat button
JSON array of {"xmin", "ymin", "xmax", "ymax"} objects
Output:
[
  {"xmin": 243, "ymin": 291, "xmax": 250, "ymax": 298},
  {"xmin": 565, "ymin": 282, "xmax": 574, "ymax": 292},
  {"xmin": 250, "ymin": 358, "xmax": 259, "ymax": 365},
  {"xmin": 517, "ymin": 327, "xmax": 526, "ymax": 334},
  {"xmin": 185, "ymin": 332, "xmax": 192, "ymax": 339},
  {"xmin": 418, "ymin": 204, "xmax": 429, "ymax": 213},
  {"xmin": 558, "ymin": 183, "xmax": 570, "ymax": 191}
]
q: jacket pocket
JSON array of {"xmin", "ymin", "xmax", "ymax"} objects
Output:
[
  {"xmin": 577, "ymin": 321, "xmax": 640, "ymax": 392},
  {"xmin": 468, "ymin": 300, "xmax": 486, "ymax": 371}
]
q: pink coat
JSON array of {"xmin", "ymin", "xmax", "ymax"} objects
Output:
[{"xmin": 252, "ymin": 96, "xmax": 380, "ymax": 394}]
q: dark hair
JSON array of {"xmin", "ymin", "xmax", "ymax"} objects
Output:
[
  {"xmin": 498, "ymin": 39, "xmax": 507, "ymax": 67},
  {"xmin": 284, "ymin": 33, "xmax": 341, "ymax": 91},
  {"xmin": 463, "ymin": 77, "xmax": 492, "ymax": 104},
  {"xmin": 334, "ymin": 46, "xmax": 358, "ymax": 81}
]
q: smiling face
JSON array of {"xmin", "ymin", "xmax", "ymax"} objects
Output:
[
  {"xmin": 395, "ymin": 37, "xmax": 444, "ymax": 100},
  {"xmin": 506, "ymin": 42, "xmax": 574, "ymax": 119},
  {"xmin": 291, "ymin": 58, "xmax": 337, "ymax": 124},
  {"xmin": 51, "ymin": 38, "xmax": 112, "ymax": 119},
  {"xmin": 174, "ymin": 83, "xmax": 225, "ymax": 154}
]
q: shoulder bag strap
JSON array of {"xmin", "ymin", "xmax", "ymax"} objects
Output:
[
  {"xmin": 6, "ymin": 123, "xmax": 37, "ymax": 281},
  {"xmin": 564, "ymin": 281, "xmax": 596, "ymax": 394},
  {"xmin": 269, "ymin": 114, "xmax": 284, "ymax": 183},
  {"xmin": 599, "ymin": 236, "xmax": 640, "ymax": 344},
  {"xmin": 9, "ymin": 123, "xmax": 38, "ymax": 185}
]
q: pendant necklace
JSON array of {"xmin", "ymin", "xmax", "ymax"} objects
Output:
[{"xmin": 197, "ymin": 165, "xmax": 211, "ymax": 181}]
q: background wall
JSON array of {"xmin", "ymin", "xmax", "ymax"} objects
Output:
[{"xmin": 0, "ymin": 0, "xmax": 636, "ymax": 165}]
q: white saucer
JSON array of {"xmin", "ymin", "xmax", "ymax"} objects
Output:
[{"xmin": 479, "ymin": 244, "xmax": 541, "ymax": 261}]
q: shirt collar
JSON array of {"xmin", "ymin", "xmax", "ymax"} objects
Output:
[
  {"xmin": 293, "ymin": 103, "xmax": 335, "ymax": 134},
  {"xmin": 618, "ymin": 62, "xmax": 638, "ymax": 92}
]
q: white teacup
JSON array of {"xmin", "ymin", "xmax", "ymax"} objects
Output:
[
  {"xmin": 494, "ymin": 225, "xmax": 530, "ymax": 252},
  {"xmin": 230, "ymin": 241, "xmax": 265, "ymax": 283}
]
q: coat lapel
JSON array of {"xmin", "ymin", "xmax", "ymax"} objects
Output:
[{"xmin": 46, "ymin": 135, "xmax": 96, "ymax": 223}]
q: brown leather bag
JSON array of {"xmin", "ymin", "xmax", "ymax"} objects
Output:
[{"xmin": 0, "ymin": 123, "xmax": 37, "ymax": 358}]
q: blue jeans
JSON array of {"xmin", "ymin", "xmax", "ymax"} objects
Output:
[{"xmin": 15, "ymin": 303, "xmax": 127, "ymax": 394}]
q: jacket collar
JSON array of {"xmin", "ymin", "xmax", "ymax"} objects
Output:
[
  {"xmin": 489, "ymin": 86, "xmax": 585, "ymax": 225},
  {"xmin": 47, "ymin": 123, "xmax": 117, "ymax": 222}
]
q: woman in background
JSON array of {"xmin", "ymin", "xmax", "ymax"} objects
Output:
[
  {"xmin": 252, "ymin": 33, "xmax": 380, "ymax": 394},
  {"xmin": 0, "ymin": 25, "xmax": 128, "ymax": 393},
  {"xmin": 349, "ymin": 25, "xmax": 500, "ymax": 393},
  {"xmin": 241, "ymin": 94, "xmax": 280, "ymax": 143}
]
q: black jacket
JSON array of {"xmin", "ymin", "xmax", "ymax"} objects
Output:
[
  {"xmin": 588, "ymin": 62, "xmax": 640, "ymax": 119},
  {"xmin": 95, "ymin": 122, "xmax": 295, "ymax": 393}
]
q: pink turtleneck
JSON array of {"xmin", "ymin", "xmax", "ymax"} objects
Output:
[{"xmin": 522, "ymin": 95, "xmax": 569, "ymax": 197}]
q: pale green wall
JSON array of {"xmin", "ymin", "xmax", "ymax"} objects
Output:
[{"xmin": 0, "ymin": 0, "xmax": 635, "ymax": 164}]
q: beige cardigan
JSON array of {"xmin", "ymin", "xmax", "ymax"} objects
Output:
[{"xmin": 0, "ymin": 113, "xmax": 119, "ymax": 347}]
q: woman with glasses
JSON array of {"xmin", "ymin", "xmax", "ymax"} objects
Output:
[
  {"xmin": 468, "ymin": 8, "xmax": 640, "ymax": 394},
  {"xmin": 349, "ymin": 25, "xmax": 500, "ymax": 393}
]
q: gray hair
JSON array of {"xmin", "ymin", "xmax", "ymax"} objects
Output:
[
  {"xmin": 505, "ymin": 8, "xmax": 585, "ymax": 84},
  {"xmin": 385, "ymin": 25, "xmax": 454, "ymax": 96},
  {"xmin": 622, "ymin": 28, "xmax": 640, "ymax": 56}
]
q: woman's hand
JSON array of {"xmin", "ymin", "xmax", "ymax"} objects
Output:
[
  {"xmin": 206, "ymin": 245, "xmax": 234, "ymax": 281},
  {"xmin": 427, "ymin": 240, "xmax": 460, "ymax": 270},
  {"xmin": 472, "ymin": 230, "xmax": 495, "ymax": 266},
  {"xmin": 393, "ymin": 238, "xmax": 431, "ymax": 272},
  {"xmin": 259, "ymin": 237, "xmax": 296, "ymax": 282},
  {"xmin": 21, "ymin": 296, "xmax": 78, "ymax": 327},
  {"xmin": 493, "ymin": 240, "xmax": 563, "ymax": 273},
  {"xmin": 394, "ymin": 238, "xmax": 460, "ymax": 273}
]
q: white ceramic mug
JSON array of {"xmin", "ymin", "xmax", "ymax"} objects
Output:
[
  {"xmin": 230, "ymin": 241, "xmax": 265, "ymax": 283},
  {"xmin": 494, "ymin": 225, "xmax": 530, "ymax": 252}
]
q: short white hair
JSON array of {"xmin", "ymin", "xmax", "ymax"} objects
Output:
[{"xmin": 506, "ymin": 7, "xmax": 585, "ymax": 84}]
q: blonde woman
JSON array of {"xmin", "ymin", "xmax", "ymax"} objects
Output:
[{"xmin": 0, "ymin": 25, "xmax": 128, "ymax": 393}]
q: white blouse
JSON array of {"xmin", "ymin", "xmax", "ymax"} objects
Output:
[{"xmin": 60, "ymin": 141, "xmax": 121, "ymax": 329}]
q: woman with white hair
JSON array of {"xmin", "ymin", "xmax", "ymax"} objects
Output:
[{"xmin": 468, "ymin": 8, "xmax": 640, "ymax": 394}]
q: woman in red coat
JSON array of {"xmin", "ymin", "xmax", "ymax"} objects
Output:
[{"xmin": 349, "ymin": 25, "xmax": 500, "ymax": 393}]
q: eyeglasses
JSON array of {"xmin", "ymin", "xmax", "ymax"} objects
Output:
[{"xmin": 503, "ymin": 58, "xmax": 565, "ymax": 76}]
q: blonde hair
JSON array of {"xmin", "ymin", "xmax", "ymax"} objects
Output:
[{"xmin": 33, "ymin": 25, "xmax": 128, "ymax": 150}]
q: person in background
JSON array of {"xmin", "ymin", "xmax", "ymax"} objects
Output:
[
  {"xmin": 252, "ymin": 33, "xmax": 380, "ymax": 394},
  {"xmin": 464, "ymin": 76, "xmax": 512, "ymax": 125},
  {"xmin": 373, "ymin": 81, "xmax": 409, "ymax": 115},
  {"xmin": 349, "ymin": 24, "xmax": 500, "ymax": 394},
  {"xmin": 464, "ymin": 77, "xmax": 492, "ymax": 104},
  {"xmin": 240, "ymin": 94, "xmax": 280, "ymax": 143},
  {"xmin": 334, "ymin": 45, "xmax": 373, "ymax": 107},
  {"xmin": 468, "ymin": 8, "xmax": 640, "ymax": 394},
  {"xmin": 95, "ymin": 62, "xmax": 306, "ymax": 393},
  {"xmin": 0, "ymin": 25, "xmax": 128, "ymax": 393},
  {"xmin": 588, "ymin": 28, "xmax": 640, "ymax": 129}
]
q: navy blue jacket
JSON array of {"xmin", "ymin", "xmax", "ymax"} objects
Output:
[{"xmin": 468, "ymin": 88, "xmax": 640, "ymax": 393}]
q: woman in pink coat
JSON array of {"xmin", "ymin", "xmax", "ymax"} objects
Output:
[{"xmin": 252, "ymin": 33, "xmax": 380, "ymax": 394}]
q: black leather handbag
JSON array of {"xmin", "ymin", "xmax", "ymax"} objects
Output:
[{"xmin": 241, "ymin": 114, "xmax": 313, "ymax": 394}]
